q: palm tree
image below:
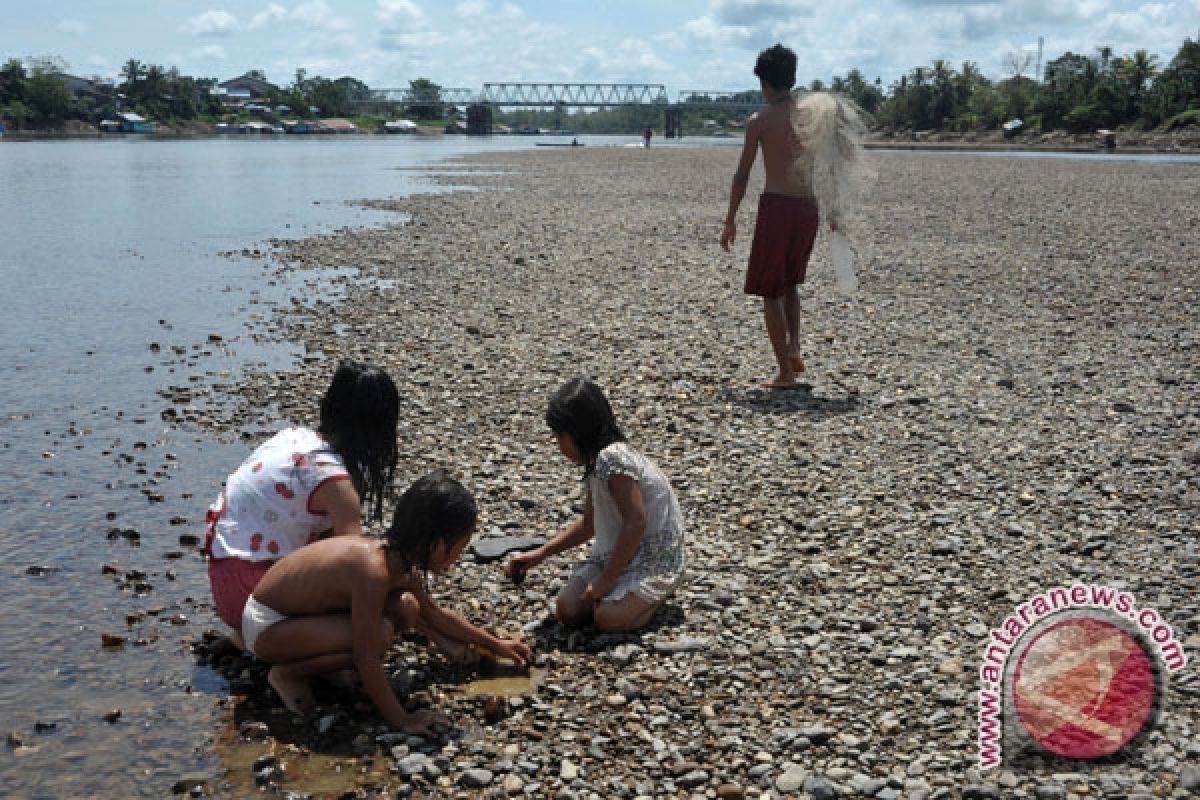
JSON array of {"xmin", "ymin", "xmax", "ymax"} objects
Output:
[{"xmin": 1116, "ymin": 49, "xmax": 1160, "ymax": 122}]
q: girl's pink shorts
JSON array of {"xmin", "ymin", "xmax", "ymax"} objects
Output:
[{"xmin": 208, "ymin": 557, "xmax": 274, "ymax": 631}]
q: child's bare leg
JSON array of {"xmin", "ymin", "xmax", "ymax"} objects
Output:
[
  {"xmin": 593, "ymin": 592, "xmax": 661, "ymax": 633},
  {"xmin": 783, "ymin": 286, "xmax": 804, "ymax": 372},
  {"xmin": 253, "ymin": 613, "xmax": 392, "ymax": 713},
  {"xmin": 555, "ymin": 575, "xmax": 594, "ymax": 627},
  {"xmin": 761, "ymin": 296, "xmax": 797, "ymax": 387},
  {"xmin": 268, "ymin": 653, "xmax": 353, "ymax": 715}
]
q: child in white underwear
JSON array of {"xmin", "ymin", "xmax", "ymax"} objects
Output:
[{"xmin": 244, "ymin": 471, "xmax": 532, "ymax": 734}]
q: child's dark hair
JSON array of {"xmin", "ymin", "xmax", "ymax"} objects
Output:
[
  {"xmin": 754, "ymin": 43, "xmax": 797, "ymax": 91},
  {"xmin": 545, "ymin": 377, "xmax": 626, "ymax": 476},
  {"xmin": 385, "ymin": 470, "xmax": 477, "ymax": 570},
  {"xmin": 317, "ymin": 361, "xmax": 399, "ymax": 524}
]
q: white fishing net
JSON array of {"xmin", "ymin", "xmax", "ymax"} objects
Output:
[{"xmin": 791, "ymin": 92, "xmax": 875, "ymax": 291}]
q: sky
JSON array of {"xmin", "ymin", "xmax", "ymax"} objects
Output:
[{"xmin": 4, "ymin": 0, "xmax": 1199, "ymax": 94}]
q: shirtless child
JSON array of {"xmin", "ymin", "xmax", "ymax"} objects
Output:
[
  {"xmin": 242, "ymin": 470, "xmax": 532, "ymax": 734},
  {"xmin": 720, "ymin": 43, "xmax": 865, "ymax": 388}
]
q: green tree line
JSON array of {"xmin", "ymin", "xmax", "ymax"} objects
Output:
[{"xmin": 3, "ymin": 37, "xmax": 1198, "ymax": 133}]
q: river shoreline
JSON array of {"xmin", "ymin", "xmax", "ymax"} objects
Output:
[
  {"xmin": 5, "ymin": 127, "xmax": 1199, "ymax": 155},
  {"xmin": 175, "ymin": 145, "xmax": 1200, "ymax": 797}
]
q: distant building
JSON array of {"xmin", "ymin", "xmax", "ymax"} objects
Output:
[
  {"xmin": 316, "ymin": 118, "xmax": 358, "ymax": 134},
  {"xmin": 215, "ymin": 73, "xmax": 278, "ymax": 108},
  {"xmin": 118, "ymin": 112, "xmax": 157, "ymax": 133},
  {"xmin": 100, "ymin": 112, "xmax": 157, "ymax": 133},
  {"xmin": 58, "ymin": 73, "xmax": 110, "ymax": 100},
  {"xmin": 218, "ymin": 72, "xmax": 278, "ymax": 97}
]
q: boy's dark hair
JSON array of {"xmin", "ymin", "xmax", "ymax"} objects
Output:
[
  {"xmin": 385, "ymin": 470, "xmax": 477, "ymax": 570},
  {"xmin": 318, "ymin": 361, "xmax": 399, "ymax": 524},
  {"xmin": 754, "ymin": 43, "xmax": 797, "ymax": 91},
  {"xmin": 545, "ymin": 377, "xmax": 626, "ymax": 477}
]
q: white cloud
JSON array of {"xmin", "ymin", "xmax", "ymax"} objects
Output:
[
  {"xmin": 713, "ymin": 0, "xmax": 816, "ymax": 26},
  {"xmin": 294, "ymin": 0, "xmax": 353, "ymax": 31},
  {"xmin": 179, "ymin": 10, "xmax": 239, "ymax": 36},
  {"xmin": 57, "ymin": 19, "xmax": 87, "ymax": 35},
  {"xmin": 455, "ymin": 0, "xmax": 487, "ymax": 17},
  {"xmin": 377, "ymin": 0, "xmax": 429, "ymax": 27},
  {"xmin": 248, "ymin": 4, "xmax": 289, "ymax": 30}
]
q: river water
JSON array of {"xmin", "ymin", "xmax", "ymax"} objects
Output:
[
  {"xmin": 0, "ymin": 135, "xmax": 1195, "ymax": 797},
  {"xmin": 0, "ymin": 134, "xmax": 575, "ymax": 798}
]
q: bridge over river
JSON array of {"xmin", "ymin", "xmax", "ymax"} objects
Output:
[{"xmin": 353, "ymin": 82, "xmax": 768, "ymax": 136}]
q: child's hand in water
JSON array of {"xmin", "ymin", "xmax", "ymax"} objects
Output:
[
  {"xmin": 397, "ymin": 708, "xmax": 451, "ymax": 736},
  {"xmin": 492, "ymin": 637, "xmax": 534, "ymax": 667}
]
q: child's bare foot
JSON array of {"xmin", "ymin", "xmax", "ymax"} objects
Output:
[
  {"xmin": 321, "ymin": 668, "xmax": 360, "ymax": 691},
  {"xmin": 788, "ymin": 353, "xmax": 805, "ymax": 373},
  {"xmin": 761, "ymin": 374, "xmax": 801, "ymax": 390},
  {"xmin": 267, "ymin": 667, "xmax": 315, "ymax": 716}
]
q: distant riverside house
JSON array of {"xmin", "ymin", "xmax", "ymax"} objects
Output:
[
  {"xmin": 215, "ymin": 72, "xmax": 278, "ymax": 108},
  {"xmin": 111, "ymin": 112, "xmax": 157, "ymax": 133},
  {"xmin": 282, "ymin": 120, "xmax": 319, "ymax": 134},
  {"xmin": 212, "ymin": 87, "xmax": 253, "ymax": 107},
  {"xmin": 383, "ymin": 119, "xmax": 417, "ymax": 133},
  {"xmin": 58, "ymin": 73, "xmax": 111, "ymax": 101},
  {"xmin": 316, "ymin": 118, "xmax": 358, "ymax": 134}
]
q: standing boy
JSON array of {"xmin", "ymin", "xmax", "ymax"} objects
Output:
[{"xmin": 720, "ymin": 43, "xmax": 829, "ymax": 389}]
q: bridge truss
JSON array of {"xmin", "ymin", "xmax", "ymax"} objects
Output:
[
  {"xmin": 362, "ymin": 83, "xmax": 672, "ymax": 108},
  {"xmin": 479, "ymin": 83, "xmax": 668, "ymax": 107}
]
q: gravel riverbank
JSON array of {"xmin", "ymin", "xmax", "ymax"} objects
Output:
[{"xmin": 191, "ymin": 146, "xmax": 1199, "ymax": 798}]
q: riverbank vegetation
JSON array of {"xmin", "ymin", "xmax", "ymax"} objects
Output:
[{"xmin": 2, "ymin": 37, "xmax": 1197, "ymax": 135}]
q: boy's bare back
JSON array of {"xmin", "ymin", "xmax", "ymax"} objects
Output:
[
  {"xmin": 746, "ymin": 99, "xmax": 812, "ymax": 198},
  {"xmin": 253, "ymin": 536, "xmax": 414, "ymax": 616}
]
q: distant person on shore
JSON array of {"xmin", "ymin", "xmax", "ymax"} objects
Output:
[
  {"xmin": 719, "ymin": 43, "xmax": 869, "ymax": 388},
  {"xmin": 504, "ymin": 378, "xmax": 685, "ymax": 632},
  {"xmin": 241, "ymin": 471, "xmax": 532, "ymax": 732},
  {"xmin": 205, "ymin": 362, "xmax": 400, "ymax": 650},
  {"xmin": 643, "ymin": 126, "xmax": 653, "ymax": 147}
]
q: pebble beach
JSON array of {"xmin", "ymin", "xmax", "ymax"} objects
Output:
[{"xmin": 182, "ymin": 145, "xmax": 1200, "ymax": 798}]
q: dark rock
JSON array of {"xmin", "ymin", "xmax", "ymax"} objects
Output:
[{"xmin": 470, "ymin": 535, "xmax": 545, "ymax": 563}]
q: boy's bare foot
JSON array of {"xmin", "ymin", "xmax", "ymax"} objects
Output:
[
  {"xmin": 761, "ymin": 375, "xmax": 801, "ymax": 389},
  {"xmin": 267, "ymin": 667, "xmax": 315, "ymax": 716}
]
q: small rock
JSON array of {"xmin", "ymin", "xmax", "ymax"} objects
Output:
[
  {"xmin": 776, "ymin": 765, "xmax": 808, "ymax": 793},
  {"xmin": 459, "ymin": 768, "xmax": 494, "ymax": 788},
  {"xmin": 172, "ymin": 774, "xmax": 210, "ymax": 795}
]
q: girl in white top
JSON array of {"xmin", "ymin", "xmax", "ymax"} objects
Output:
[
  {"xmin": 205, "ymin": 362, "xmax": 399, "ymax": 642},
  {"xmin": 505, "ymin": 378, "xmax": 686, "ymax": 632}
]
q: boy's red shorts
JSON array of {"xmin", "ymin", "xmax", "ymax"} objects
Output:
[{"xmin": 744, "ymin": 193, "xmax": 819, "ymax": 298}]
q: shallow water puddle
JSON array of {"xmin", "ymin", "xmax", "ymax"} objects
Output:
[
  {"xmin": 459, "ymin": 666, "xmax": 544, "ymax": 697},
  {"xmin": 213, "ymin": 717, "xmax": 392, "ymax": 797}
]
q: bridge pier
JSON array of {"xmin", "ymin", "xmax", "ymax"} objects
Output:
[
  {"xmin": 664, "ymin": 106, "xmax": 683, "ymax": 139},
  {"xmin": 467, "ymin": 104, "xmax": 492, "ymax": 135}
]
